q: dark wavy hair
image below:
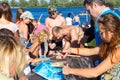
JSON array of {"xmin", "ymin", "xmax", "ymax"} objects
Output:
[
  {"xmin": 98, "ymin": 13, "xmax": 120, "ymax": 62},
  {"xmin": 0, "ymin": 28, "xmax": 14, "ymax": 37},
  {"xmin": 0, "ymin": 2, "xmax": 12, "ymax": 21}
]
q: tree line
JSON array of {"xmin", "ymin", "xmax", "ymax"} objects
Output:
[{"xmin": 0, "ymin": 0, "xmax": 120, "ymax": 8}]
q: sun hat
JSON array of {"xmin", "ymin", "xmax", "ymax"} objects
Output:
[{"xmin": 20, "ymin": 11, "xmax": 34, "ymax": 19}]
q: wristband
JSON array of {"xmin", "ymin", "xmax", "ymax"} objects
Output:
[{"xmin": 76, "ymin": 48, "xmax": 79, "ymax": 55}]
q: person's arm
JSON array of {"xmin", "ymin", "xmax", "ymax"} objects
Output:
[
  {"xmin": 63, "ymin": 47, "xmax": 100, "ymax": 56},
  {"xmin": 29, "ymin": 38, "xmax": 39, "ymax": 53},
  {"xmin": 39, "ymin": 45, "xmax": 42, "ymax": 56},
  {"xmin": 19, "ymin": 73, "xmax": 28, "ymax": 80},
  {"xmin": 45, "ymin": 18, "xmax": 49, "ymax": 31},
  {"xmin": 71, "ymin": 29, "xmax": 79, "ymax": 43},
  {"xmin": 78, "ymin": 27, "xmax": 84, "ymax": 44},
  {"xmin": 61, "ymin": 17, "xmax": 66, "ymax": 27},
  {"xmin": 14, "ymin": 30, "xmax": 19, "ymax": 39},
  {"xmin": 44, "ymin": 40, "xmax": 48, "ymax": 56},
  {"xmin": 70, "ymin": 28, "xmax": 83, "ymax": 46},
  {"xmin": 45, "ymin": 18, "xmax": 52, "ymax": 40},
  {"xmin": 22, "ymin": 24, "xmax": 28, "ymax": 39},
  {"xmin": 63, "ymin": 39, "xmax": 71, "ymax": 50},
  {"xmin": 63, "ymin": 48, "xmax": 120, "ymax": 78},
  {"xmin": 78, "ymin": 16, "xmax": 81, "ymax": 24},
  {"xmin": 73, "ymin": 17, "xmax": 75, "ymax": 22}
]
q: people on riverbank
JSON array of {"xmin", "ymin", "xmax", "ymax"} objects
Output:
[{"xmin": 1, "ymin": 1, "xmax": 120, "ymax": 80}]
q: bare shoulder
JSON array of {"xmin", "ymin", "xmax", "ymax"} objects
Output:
[
  {"xmin": 73, "ymin": 26, "xmax": 82, "ymax": 32},
  {"xmin": 58, "ymin": 15, "xmax": 65, "ymax": 20},
  {"xmin": 45, "ymin": 17, "xmax": 50, "ymax": 21},
  {"xmin": 45, "ymin": 17, "xmax": 51, "ymax": 25},
  {"xmin": 20, "ymin": 23, "xmax": 27, "ymax": 29},
  {"xmin": 109, "ymin": 47, "xmax": 120, "ymax": 63},
  {"xmin": 115, "ymin": 47, "xmax": 120, "ymax": 59},
  {"xmin": 71, "ymin": 27, "xmax": 77, "ymax": 33}
]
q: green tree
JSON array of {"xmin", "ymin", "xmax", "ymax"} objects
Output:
[
  {"xmin": 19, "ymin": 0, "xmax": 28, "ymax": 7},
  {"xmin": 10, "ymin": 0, "xmax": 18, "ymax": 7},
  {"xmin": 39, "ymin": 0, "xmax": 49, "ymax": 7},
  {"xmin": 8, "ymin": 0, "xmax": 120, "ymax": 8},
  {"xmin": 29, "ymin": 0, "xmax": 39, "ymax": 8},
  {"xmin": 49, "ymin": 0, "xmax": 57, "ymax": 5},
  {"xmin": 1, "ymin": 0, "xmax": 8, "ymax": 3}
]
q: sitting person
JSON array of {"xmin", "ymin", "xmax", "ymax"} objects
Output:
[{"xmin": 63, "ymin": 13, "xmax": 120, "ymax": 80}]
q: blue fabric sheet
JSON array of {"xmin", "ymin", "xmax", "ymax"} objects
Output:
[{"xmin": 33, "ymin": 59, "xmax": 64, "ymax": 80}]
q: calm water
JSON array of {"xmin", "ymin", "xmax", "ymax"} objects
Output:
[{"xmin": 12, "ymin": 7, "xmax": 120, "ymax": 24}]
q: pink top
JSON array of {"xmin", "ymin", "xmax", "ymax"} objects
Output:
[{"xmin": 34, "ymin": 24, "xmax": 48, "ymax": 35}]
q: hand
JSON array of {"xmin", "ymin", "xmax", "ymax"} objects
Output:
[
  {"xmin": 19, "ymin": 74, "xmax": 28, "ymax": 80},
  {"xmin": 48, "ymin": 43, "xmax": 56, "ymax": 49},
  {"xmin": 62, "ymin": 53, "xmax": 69, "ymax": 59},
  {"xmin": 62, "ymin": 48, "xmax": 71, "ymax": 53},
  {"xmin": 62, "ymin": 64, "xmax": 71, "ymax": 75}
]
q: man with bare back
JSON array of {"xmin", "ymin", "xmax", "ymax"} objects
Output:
[{"xmin": 52, "ymin": 26, "xmax": 84, "ymax": 49}]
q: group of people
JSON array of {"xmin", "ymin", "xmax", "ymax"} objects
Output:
[
  {"xmin": 0, "ymin": 2, "xmax": 50, "ymax": 80},
  {"xmin": 65, "ymin": 12, "xmax": 81, "ymax": 26},
  {"xmin": 62, "ymin": 0, "xmax": 120, "ymax": 80},
  {"xmin": 0, "ymin": 0, "xmax": 120, "ymax": 80}
]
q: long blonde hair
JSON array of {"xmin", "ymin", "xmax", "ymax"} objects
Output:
[{"xmin": 0, "ymin": 35, "xmax": 25, "ymax": 77}]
